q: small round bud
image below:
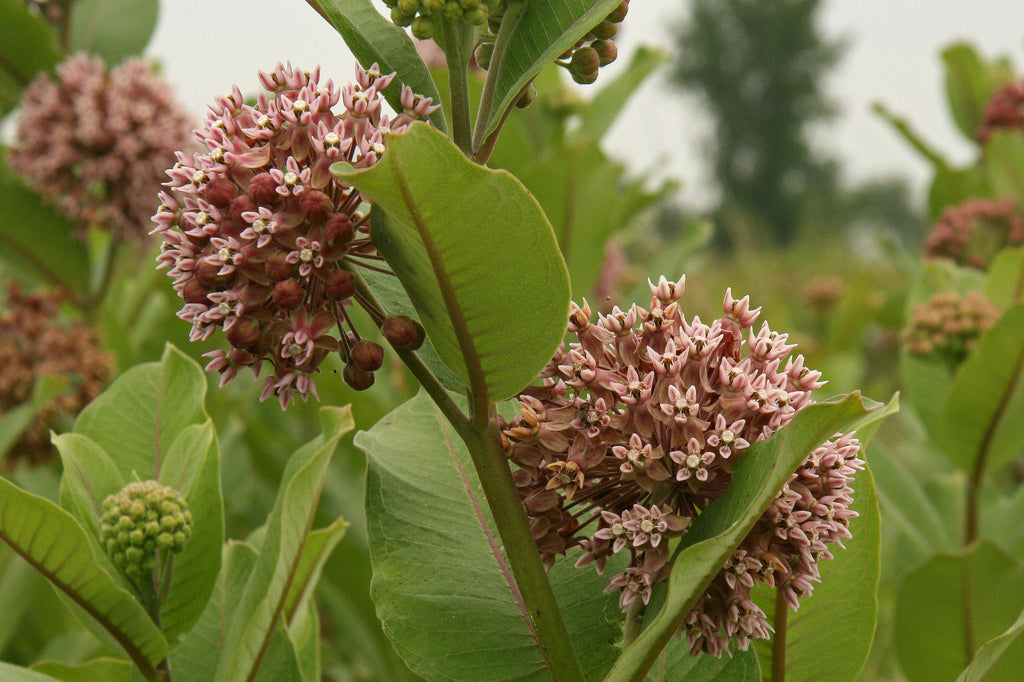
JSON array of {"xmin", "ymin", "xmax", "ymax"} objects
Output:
[
  {"xmin": 475, "ymin": 42, "xmax": 494, "ymax": 70},
  {"xmin": 423, "ymin": 0, "xmax": 445, "ymax": 11},
  {"xmin": 99, "ymin": 481, "xmax": 192, "ymax": 583},
  {"xmin": 411, "ymin": 15, "xmax": 434, "ymax": 40},
  {"xmin": 351, "ymin": 340, "xmax": 385, "ymax": 372},
  {"xmin": 343, "ymin": 363, "xmax": 376, "ymax": 391},
  {"xmin": 265, "ymin": 251, "xmax": 295, "ymax": 282},
  {"xmin": 516, "ymin": 84, "xmax": 538, "ymax": 109},
  {"xmin": 570, "ymin": 47, "xmax": 601, "ymax": 85},
  {"xmin": 323, "ymin": 213, "xmax": 354, "ymax": 246},
  {"xmin": 182, "ymin": 278, "xmax": 210, "ymax": 305},
  {"xmin": 300, "ymin": 189, "xmax": 333, "ymax": 224},
  {"xmin": 203, "ymin": 178, "xmax": 236, "ymax": 208},
  {"xmin": 606, "ymin": 0, "xmax": 629, "ymax": 23},
  {"xmin": 592, "ymin": 39, "xmax": 618, "ymax": 67},
  {"xmin": 589, "ymin": 21, "xmax": 618, "ymax": 41},
  {"xmin": 324, "ymin": 269, "xmax": 356, "ymax": 299},
  {"xmin": 445, "ymin": 0, "xmax": 464, "ymax": 20},
  {"xmin": 398, "ymin": 0, "xmax": 420, "ymax": 13},
  {"xmin": 390, "ymin": 7, "xmax": 415, "ymax": 26},
  {"xmin": 248, "ymin": 172, "xmax": 278, "ymax": 205},
  {"xmin": 464, "ymin": 6, "xmax": 487, "ymax": 24},
  {"xmin": 382, "ymin": 315, "xmax": 426, "ymax": 350},
  {"xmin": 225, "ymin": 316, "xmax": 263, "ymax": 349},
  {"xmin": 273, "ymin": 279, "xmax": 305, "ymax": 310}
]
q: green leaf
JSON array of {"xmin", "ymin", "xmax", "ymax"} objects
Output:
[
  {"xmin": 217, "ymin": 406, "xmax": 353, "ymax": 681},
  {"xmin": 30, "ymin": 658, "xmax": 132, "ymax": 682},
  {"xmin": 73, "ymin": 344, "xmax": 208, "ymax": 480},
  {"xmin": 942, "ymin": 43, "xmax": 993, "ymax": 142},
  {"xmin": 157, "ymin": 421, "xmax": 224, "ymax": 643},
  {"xmin": 606, "ymin": 392, "xmax": 898, "ymax": 681},
  {"xmin": 984, "ymin": 247, "xmax": 1024, "ymax": 308},
  {"xmin": 957, "ymin": 607, "xmax": 1024, "ymax": 682},
  {"xmin": 171, "ymin": 541, "xmax": 258, "ymax": 682},
  {"xmin": 752, "ymin": 466, "xmax": 881, "ymax": 681},
  {"xmin": 288, "ymin": 595, "xmax": 322, "ymax": 682},
  {"xmin": 0, "ymin": 152, "xmax": 91, "ymax": 291},
  {"xmin": 282, "ymin": 516, "xmax": 348, "ymax": 626},
  {"xmin": 52, "ymin": 432, "xmax": 125, "ymax": 538},
  {"xmin": 0, "ymin": 0, "xmax": 60, "ymax": 117},
  {"xmin": 252, "ymin": 625, "xmax": 304, "ymax": 682},
  {"xmin": 356, "ymin": 390, "xmax": 625, "ymax": 681},
  {"xmin": 643, "ymin": 644, "xmax": 760, "ymax": 681},
  {"xmin": 0, "ymin": 662, "xmax": 64, "ymax": 682},
  {"xmin": 334, "ymin": 123, "xmax": 570, "ymax": 403},
  {"xmin": 67, "ymin": 0, "xmax": 159, "ymax": 64},
  {"xmin": 0, "ymin": 477, "xmax": 169, "ymax": 676},
  {"xmin": 482, "ymin": 0, "xmax": 623, "ymax": 138},
  {"xmin": 305, "ymin": 0, "xmax": 446, "ymax": 133},
  {"xmin": 573, "ymin": 46, "xmax": 667, "ymax": 143},
  {"xmin": 895, "ymin": 542, "xmax": 1024, "ymax": 682},
  {"xmin": 984, "ymin": 131, "xmax": 1024, "ymax": 203},
  {"xmin": 870, "ymin": 101, "xmax": 949, "ymax": 169},
  {"xmin": 937, "ymin": 304, "xmax": 1024, "ymax": 473},
  {"xmin": 0, "ymin": 374, "xmax": 66, "ymax": 460},
  {"xmin": 927, "ymin": 165, "xmax": 990, "ymax": 221}
]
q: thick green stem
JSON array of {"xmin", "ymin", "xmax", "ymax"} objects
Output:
[
  {"xmin": 440, "ymin": 19, "xmax": 473, "ymax": 156},
  {"xmin": 472, "ymin": 0, "xmax": 525, "ymax": 157},
  {"xmin": 622, "ymin": 597, "xmax": 645, "ymax": 648}
]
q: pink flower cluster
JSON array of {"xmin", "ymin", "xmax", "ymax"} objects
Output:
[
  {"xmin": 503, "ymin": 276, "xmax": 864, "ymax": 656},
  {"xmin": 925, "ymin": 197, "xmax": 1024, "ymax": 269},
  {"xmin": 903, "ymin": 290, "xmax": 1002, "ymax": 368},
  {"xmin": 11, "ymin": 54, "xmax": 192, "ymax": 239},
  {"xmin": 151, "ymin": 63, "xmax": 436, "ymax": 407},
  {"xmin": 977, "ymin": 79, "xmax": 1024, "ymax": 144}
]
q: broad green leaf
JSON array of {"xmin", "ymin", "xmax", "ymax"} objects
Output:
[
  {"xmin": 73, "ymin": 344, "xmax": 207, "ymax": 480},
  {"xmin": 356, "ymin": 390, "xmax": 625, "ymax": 681},
  {"xmin": 942, "ymin": 44, "xmax": 993, "ymax": 142},
  {"xmin": 67, "ymin": 0, "xmax": 158, "ymax": 63},
  {"xmin": 643, "ymin": 644, "xmax": 760, "ymax": 681},
  {"xmin": 252, "ymin": 625, "xmax": 304, "ymax": 682},
  {"xmin": 334, "ymin": 123, "xmax": 570, "ymax": 403},
  {"xmin": 289, "ymin": 595, "xmax": 322, "ymax": 682},
  {"xmin": 0, "ymin": 477, "xmax": 169, "ymax": 676},
  {"xmin": 752, "ymin": 467, "xmax": 881, "ymax": 681},
  {"xmin": 482, "ymin": 0, "xmax": 623, "ymax": 138},
  {"xmin": 52, "ymin": 432, "xmax": 125, "ymax": 538},
  {"xmin": 157, "ymin": 421, "xmax": 224, "ymax": 643},
  {"xmin": 171, "ymin": 541, "xmax": 258, "ymax": 682},
  {"xmin": 0, "ymin": 662, "xmax": 64, "ymax": 682},
  {"xmin": 957, "ymin": 607, "xmax": 1024, "ymax": 682},
  {"xmin": 984, "ymin": 247, "xmax": 1024, "ymax": 308},
  {"xmin": 0, "ymin": 151, "xmax": 90, "ymax": 291},
  {"xmin": 606, "ymin": 392, "xmax": 898, "ymax": 681},
  {"xmin": 0, "ymin": 543, "xmax": 44, "ymax": 652},
  {"xmin": 305, "ymin": 0, "xmax": 446, "ymax": 132},
  {"xmin": 0, "ymin": 0, "xmax": 60, "ymax": 117},
  {"xmin": 895, "ymin": 542, "xmax": 1024, "ymax": 682},
  {"xmin": 937, "ymin": 304, "xmax": 1024, "ymax": 473},
  {"xmin": 927, "ymin": 165, "xmax": 990, "ymax": 221},
  {"xmin": 0, "ymin": 374, "xmax": 66, "ymax": 460},
  {"xmin": 31, "ymin": 658, "xmax": 132, "ymax": 682},
  {"xmin": 282, "ymin": 516, "xmax": 348, "ymax": 625},
  {"xmin": 574, "ymin": 46, "xmax": 667, "ymax": 143},
  {"xmin": 217, "ymin": 406, "xmax": 353, "ymax": 681},
  {"xmin": 984, "ymin": 131, "xmax": 1024, "ymax": 203},
  {"xmin": 981, "ymin": 480, "xmax": 1024, "ymax": 559}
]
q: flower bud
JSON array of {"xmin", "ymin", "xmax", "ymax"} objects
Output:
[
  {"xmin": 324, "ymin": 269, "xmax": 356, "ymax": 299},
  {"xmin": 475, "ymin": 41, "xmax": 494, "ymax": 70},
  {"xmin": 606, "ymin": 0, "xmax": 629, "ymax": 23},
  {"xmin": 382, "ymin": 315, "xmax": 426, "ymax": 350},
  {"xmin": 273, "ymin": 279, "xmax": 305, "ymax": 309},
  {"xmin": 351, "ymin": 340, "xmax": 385, "ymax": 372},
  {"xmin": 182, "ymin": 278, "xmax": 211, "ymax": 305},
  {"xmin": 411, "ymin": 15, "xmax": 434, "ymax": 40},
  {"xmin": 323, "ymin": 213, "xmax": 354, "ymax": 246},
  {"xmin": 225, "ymin": 316, "xmax": 263, "ymax": 349},
  {"xmin": 590, "ymin": 20, "xmax": 618, "ymax": 40},
  {"xmin": 99, "ymin": 481, "xmax": 192, "ymax": 583},
  {"xmin": 248, "ymin": 172, "xmax": 278, "ymax": 205},
  {"xmin": 391, "ymin": 7, "xmax": 415, "ymax": 27},
  {"xmin": 592, "ymin": 39, "xmax": 618, "ymax": 67},
  {"xmin": 516, "ymin": 84, "xmax": 538, "ymax": 109},
  {"xmin": 229, "ymin": 194, "xmax": 257, "ymax": 224},
  {"xmin": 570, "ymin": 47, "xmax": 600, "ymax": 85},
  {"xmin": 300, "ymin": 189, "xmax": 333, "ymax": 224},
  {"xmin": 265, "ymin": 251, "xmax": 295, "ymax": 281},
  {"xmin": 203, "ymin": 177, "xmax": 236, "ymax": 207},
  {"xmin": 343, "ymin": 362, "xmax": 375, "ymax": 390}
]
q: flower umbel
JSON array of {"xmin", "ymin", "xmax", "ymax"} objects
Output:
[
  {"xmin": 152, "ymin": 63, "xmax": 434, "ymax": 407},
  {"xmin": 11, "ymin": 53, "xmax": 192, "ymax": 240},
  {"xmin": 924, "ymin": 197, "xmax": 1024, "ymax": 269},
  {"xmin": 503, "ymin": 277, "xmax": 864, "ymax": 657},
  {"xmin": 99, "ymin": 481, "xmax": 193, "ymax": 583},
  {"xmin": 903, "ymin": 290, "xmax": 1002, "ymax": 369}
]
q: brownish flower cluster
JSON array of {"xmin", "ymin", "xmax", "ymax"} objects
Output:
[
  {"xmin": 925, "ymin": 197, "xmax": 1024, "ymax": 269},
  {"xmin": 10, "ymin": 53, "xmax": 192, "ymax": 240},
  {"xmin": 977, "ymin": 79, "xmax": 1024, "ymax": 144},
  {"xmin": 503, "ymin": 276, "xmax": 863, "ymax": 656},
  {"xmin": 0, "ymin": 283, "xmax": 113, "ymax": 467},
  {"xmin": 152, "ymin": 63, "xmax": 433, "ymax": 408},
  {"xmin": 903, "ymin": 290, "xmax": 1002, "ymax": 369}
]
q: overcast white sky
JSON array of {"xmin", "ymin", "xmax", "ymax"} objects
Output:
[{"xmin": 147, "ymin": 1, "xmax": 1024, "ymax": 209}]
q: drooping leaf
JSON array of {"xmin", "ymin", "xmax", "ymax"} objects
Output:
[
  {"xmin": 642, "ymin": 644, "xmax": 760, "ymax": 682},
  {"xmin": 752, "ymin": 466, "xmax": 881, "ymax": 681},
  {"xmin": 895, "ymin": 542, "xmax": 1024, "ymax": 682},
  {"xmin": 334, "ymin": 123, "xmax": 570, "ymax": 403},
  {"xmin": 957, "ymin": 607, "xmax": 1024, "ymax": 682},
  {"xmin": 282, "ymin": 516, "xmax": 348, "ymax": 625},
  {"xmin": 605, "ymin": 392, "xmax": 898, "ymax": 681},
  {"xmin": 73, "ymin": 344, "xmax": 207, "ymax": 481},
  {"xmin": 0, "ymin": 0, "xmax": 60, "ymax": 117},
  {"xmin": 942, "ymin": 43, "xmax": 994, "ymax": 142},
  {"xmin": 304, "ymin": 0, "xmax": 446, "ymax": 132},
  {"xmin": 984, "ymin": 131, "xmax": 1024, "ymax": 203},
  {"xmin": 217, "ymin": 407, "xmax": 352, "ymax": 681},
  {"xmin": 67, "ymin": 0, "xmax": 158, "ymax": 63},
  {"xmin": 157, "ymin": 421, "xmax": 224, "ymax": 643},
  {"xmin": 30, "ymin": 658, "xmax": 132, "ymax": 682},
  {"xmin": 937, "ymin": 304, "xmax": 1024, "ymax": 474},
  {"xmin": 0, "ymin": 151, "xmax": 90, "ymax": 292},
  {"xmin": 356, "ymin": 390, "xmax": 625, "ymax": 681},
  {"xmin": 482, "ymin": 0, "xmax": 624, "ymax": 139},
  {"xmin": 870, "ymin": 102, "xmax": 948, "ymax": 170},
  {"xmin": 0, "ymin": 477, "xmax": 169, "ymax": 676}
]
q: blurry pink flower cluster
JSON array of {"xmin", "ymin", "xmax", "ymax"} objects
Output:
[
  {"xmin": 151, "ymin": 62, "xmax": 435, "ymax": 407},
  {"xmin": 503, "ymin": 276, "xmax": 863, "ymax": 656},
  {"xmin": 925, "ymin": 197, "xmax": 1024, "ymax": 269}
]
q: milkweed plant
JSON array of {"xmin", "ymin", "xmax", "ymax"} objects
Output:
[{"xmin": 37, "ymin": 1, "xmax": 1024, "ymax": 681}]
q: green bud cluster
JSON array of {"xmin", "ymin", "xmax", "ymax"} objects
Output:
[
  {"xmin": 383, "ymin": 0, "xmax": 505, "ymax": 39},
  {"xmin": 99, "ymin": 480, "xmax": 193, "ymax": 581},
  {"xmin": 558, "ymin": 0, "xmax": 629, "ymax": 84}
]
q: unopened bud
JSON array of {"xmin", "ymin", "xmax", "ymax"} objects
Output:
[
  {"xmin": 411, "ymin": 15, "xmax": 434, "ymax": 40},
  {"xmin": 351, "ymin": 340, "xmax": 384, "ymax": 372},
  {"xmin": 248, "ymin": 172, "xmax": 278, "ymax": 205},
  {"xmin": 225, "ymin": 316, "xmax": 263, "ymax": 349},
  {"xmin": 324, "ymin": 269, "xmax": 356, "ymax": 299},
  {"xmin": 265, "ymin": 251, "xmax": 295, "ymax": 281},
  {"xmin": 592, "ymin": 39, "xmax": 618, "ymax": 66},
  {"xmin": 570, "ymin": 47, "xmax": 600, "ymax": 85},
  {"xmin": 343, "ymin": 362, "xmax": 376, "ymax": 390},
  {"xmin": 606, "ymin": 0, "xmax": 629, "ymax": 23},
  {"xmin": 516, "ymin": 84, "xmax": 538, "ymax": 109},
  {"xmin": 203, "ymin": 178, "xmax": 235, "ymax": 207},
  {"xmin": 300, "ymin": 189, "xmax": 333, "ymax": 224},
  {"xmin": 475, "ymin": 42, "xmax": 494, "ymax": 70},
  {"xmin": 590, "ymin": 20, "xmax": 618, "ymax": 40},
  {"xmin": 382, "ymin": 315, "xmax": 426, "ymax": 350},
  {"xmin": 273, "ymin": 279, "xmax": 305, "ymax": 309}
]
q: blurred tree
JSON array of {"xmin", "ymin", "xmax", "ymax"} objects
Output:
[{"xmin": 671, "ymin": 0, "xmax": 843, "ymax": 245}]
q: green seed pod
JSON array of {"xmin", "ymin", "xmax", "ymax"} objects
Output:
[{"xmin": 411, "ymin": 14, "xmax": 435, "ymax": 39}]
